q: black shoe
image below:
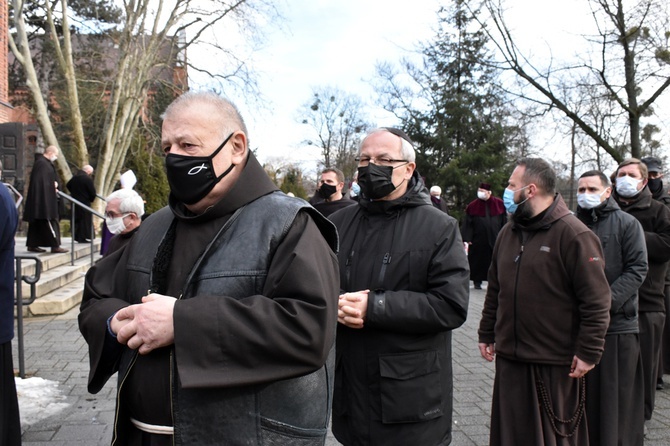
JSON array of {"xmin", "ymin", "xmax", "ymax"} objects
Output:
[
  {"xmin": 51, "ymin": 247, "xmax": 69, "ymax": 253},
  {"xmin": 76, "ymin": 239, "xmax": 92, "ymax": 243},
  {"xmin": 474, "ymin": 282, "xmax": 482, "ymax": 290},
  {"xmin": 657, "ymin": 380, "xmax": 664, "ymax": 390},
  {"xmin": 27, "ymin": 246, "xmax": 46, "ymax": 253}
]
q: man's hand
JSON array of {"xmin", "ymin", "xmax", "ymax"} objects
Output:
[
  {"xmin": 114, "ymin": 294, "xmax": 177, "ymax": 355},
  {"xmin": 338, "ymin": 290, "xmax": 369, "ymax": 329},
  {"xmin": 569, "ymin": 355, "xmax": 594, "ymax": 378},
  {"xmin": 478, "ymin": 343, "xmax": 495, "ymax": 362}
]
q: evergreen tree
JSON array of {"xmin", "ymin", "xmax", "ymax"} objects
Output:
[
  {"xmin": 279, "ymin": 166, "xmax": 308, "ymax": 199},
  {"xmin": 375, "ymin": 0, "xmax": 523, "ymax": 220}
]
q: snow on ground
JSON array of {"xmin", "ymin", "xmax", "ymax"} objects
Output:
[{"xmin": 15, "ymin": 377, "xmax": 70, "ymax": 428}]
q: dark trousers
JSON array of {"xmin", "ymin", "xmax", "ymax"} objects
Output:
[
  {"xmin": 1, "ymin": 341, "xmax": 21, "ymax": 446},
  {"xmin": 586, "ymin": 333, "xmax": 644, "ymax": 446},
  {"xmin": 639, "ymin": 311, "xmax": 666, "ymax": 420}
]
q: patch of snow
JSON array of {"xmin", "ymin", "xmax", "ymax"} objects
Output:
[{"xmin": 15, "ymin": 376, "xmax": 70, "ymax": 427}]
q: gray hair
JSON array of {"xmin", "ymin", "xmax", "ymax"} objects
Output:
[
  {"xmin": 106, "ymin": 189, "xmax": 145, "ymax": 218},
  {"xmin": 360, "ymin": 128, "xmax": 416, "ymax": 163},
  {"xmin": 161, "ymin": 91, "xmax": 248, "ymax": 141}
]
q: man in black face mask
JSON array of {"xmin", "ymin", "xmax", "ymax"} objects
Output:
[
  {"xmin": 329, "ymin": 128, "xmax": 470, "ymax": 445},
  {"xmin": 78, "ymin": 91, "xmax": 340, "ymax": 445},
  {"xmin": 641, "ymin": 156, "xmax": 670, "ymax": 393},
  {"xmin": 312, "ymin": 167, "xmax": 356, "ymax": 217}
]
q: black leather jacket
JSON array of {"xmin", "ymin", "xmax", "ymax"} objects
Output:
[{"xmin": 117, "ymin": 192, "xmax": 338, "ymax": 445}]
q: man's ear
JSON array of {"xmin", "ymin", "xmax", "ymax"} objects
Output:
[
  {"xmin": 230, "ymin": 131, "xmax": 247, "ymax": 164},
  {"xmin": 404, "ymin": 162, "xmax": 416, "ymax": 180}
]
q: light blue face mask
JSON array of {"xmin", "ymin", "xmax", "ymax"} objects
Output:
[{"xmin": 503, "ymin": 185, "xmax": 529, "ymax": 214}]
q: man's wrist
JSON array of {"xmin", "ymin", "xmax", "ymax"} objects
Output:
[{"xmin": 106, "ymin": 313, "xmax": 117, "ymax": 338}]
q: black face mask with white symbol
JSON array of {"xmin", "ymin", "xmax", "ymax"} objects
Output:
[{"xmin": 165, "ymin": 132, "xmax": 235, "ymax": 205}]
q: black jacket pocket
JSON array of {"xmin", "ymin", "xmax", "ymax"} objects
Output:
[{"xmin": 378, "ymin": 350, "xmax": 443, "ymax": 423}]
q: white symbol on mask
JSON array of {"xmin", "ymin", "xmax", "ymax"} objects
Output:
[{"xmin": 188, "ymin": 163, "xmax": 209, "ymax": 175}]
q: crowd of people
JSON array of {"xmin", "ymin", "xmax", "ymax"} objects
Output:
[{"xmin": 3, "ymin": 90, "xmax": 670, "ymax": 446}]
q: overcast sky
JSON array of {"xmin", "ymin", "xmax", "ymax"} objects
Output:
[
  {"xmin": 190, "ymin": 0, "xmax": 668, "ymax": 179},
  {"xmin": 190, "ymin": 0, "xmax": 440, "ymax": 175}
]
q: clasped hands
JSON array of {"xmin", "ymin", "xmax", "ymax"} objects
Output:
[
  {"xmin": 338, "ymin": 290, "xmax": 369, "ymax": 329},
  {"xmin": 110, "ymin": 293, "xmax": 176, "ymax": 355}
]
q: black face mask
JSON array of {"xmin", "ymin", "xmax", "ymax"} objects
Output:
[
  {"xmin": 318, "ymin": 183, "xmax": 337, "ymax": 199},
  {"xmin": 165, "ymin": 133, "xmax": 235, "ymax": 205},
  {"xmin": 358, "ymin": 163, "xmax": 404, "ymax": 200},
  {"xmin": 648, "ymin": 177, "xmax": 664, "ymax": 196}
]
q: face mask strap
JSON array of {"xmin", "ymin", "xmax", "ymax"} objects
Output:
[{"xmin": 209, "ymin": 132, "xmax": 235, "ymax": 160}]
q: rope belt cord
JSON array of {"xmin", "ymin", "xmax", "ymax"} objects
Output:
[
  {"xmin": 130, "ymin": 417, "xmax": 174, "ymax": 435},
  {"xmin": 534, "ymin": 366, "xmax": 586, "ymax": 438}
]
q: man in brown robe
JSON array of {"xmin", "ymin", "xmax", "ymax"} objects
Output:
[
  {"xmin": 78, "ymin": 92, "xmax": 339, "ymax": 445},
  {"xmin": 478, "ymin": 158, "xmax": 611, "ymax": 445}
]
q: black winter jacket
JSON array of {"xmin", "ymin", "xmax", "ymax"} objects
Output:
[
  {"xmin": 329, "ymin": 173, "xmax": 470, "ymax": 446},
  {"xmin": 577, "ymin": 198, "xmax": 648, "ymax": 334},
  {"xmin": 614, "ymin": 187, "xmax": 670, "ymax": 312}
]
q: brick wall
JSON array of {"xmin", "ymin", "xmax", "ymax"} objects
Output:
[{"xmin": 0, "ymin": 0, "xmax": 11, "ymax": 124}]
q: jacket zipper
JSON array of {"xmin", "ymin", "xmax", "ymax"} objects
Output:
[
  {"xmin": 513, "ymin": 244, "xmax": 524, "ymax": 357},
  {"xmin": 170, "ymin": 347, "xmax": 176, "ymax": 446},
  {"xmin": 170, "ymin": 293, "xmax": 182, "ymax": 445},
  {"xmin": 112, "ymin": 352, "xmax": 139, "ymax": 445}
]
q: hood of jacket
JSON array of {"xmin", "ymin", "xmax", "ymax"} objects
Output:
[
  {"xmin": 576, "ymin": 196, "xmax": 621, "ymax": 227},
  {"xmin": 168, "ymin": 151, "xmax": 279, "ymax": 224},
  {"xmin": 612, "ymin": 185, "xmax": 653, "ymax": 212},
  {"xmin": 511, "ymin": 193, "xmax": 571, "ymax": 233}
]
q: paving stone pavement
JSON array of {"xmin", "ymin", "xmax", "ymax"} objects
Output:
[{"xmin": 12, "ymin": 286, "xmax": 670, "ymax": 445}]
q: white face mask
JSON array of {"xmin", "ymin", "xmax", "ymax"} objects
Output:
[
  {"xmin": 50, "ymin": 156, "xmax": 57, "ymax": 162},
  {"xmin": 615, "ymin": 175, "xmax": 643, "ymax": 198},
  {"xmin": 577, "ymin": 190, "xmax": 606, "ymax": 209},
  {"xmin": 477, "ymin": 191, "xmax": 488, "ymax": 200},
  {"xmin": 106, "ymin": 214, "xmax": 130, "ymax": 235}
]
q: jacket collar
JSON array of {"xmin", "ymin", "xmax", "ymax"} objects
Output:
[
  {"xmin": 512, "ymin": 193, "xmax": 571, "ymax": 232},
  {"xmin": 576, "ymin": 196, "xmax": 620, "ymax": 226},
  {"xmin": 358, "ymin": 170, "xmax": 431, "ymax": 215},
  {"xmin": 613, "ymin": 185, "xmax": 652, "ymax": 212},
  {"xmin": 169, "ymin": 151, "xmax": 279, "ymax": 223}
]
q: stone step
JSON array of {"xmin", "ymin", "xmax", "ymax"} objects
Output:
[
  {"xmin": 20, "ymin": 254, "xmax": 95, "ymax": 299},
  {"xmin": 13, "ymin": 236, "xmax": 103, "ymax": 317},
  {"xmin": 27, "ymin": 275, "xmax": 87, "ymax": 316},
  {"xmin": 14, "ymin": 236, "xmax": 101, "ymax": 276}
]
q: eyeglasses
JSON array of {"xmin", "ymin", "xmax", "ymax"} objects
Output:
[{"xmin": 355, "ymin": 156, "xmax": 408, "ymax": 167}]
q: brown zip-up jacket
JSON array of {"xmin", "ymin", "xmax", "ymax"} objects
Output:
[{"xmin": 478, "ymin": 194, "xmax": 611, "ymax": 366}]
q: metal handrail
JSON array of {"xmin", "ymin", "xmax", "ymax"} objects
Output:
[
  {"xmin": 14, "ymin": 255, "xmax": 42, "ymax": 378},
  {"xmin": 3, "ymin": 182, "xmax": 23, "ymax": 208},
  {"xmin": 57, "ymin": 191, "xmax": 104, "ymax": 266}
]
